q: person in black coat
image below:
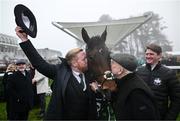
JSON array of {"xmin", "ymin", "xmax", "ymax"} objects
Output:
[
  {"xmin": 111, "ymin": 53, "xmax": 160, "ymax": 120},
  {"xmin": 15, "ymin": 26, "xmax": 97, "ymax": 120},
  {"xmin": 2, "ymin": 63, "xmax": 16, "ymax": 120},
  {"xmin": 136, "ymin": 44, "xmax": 180, "ymax": 120},
  {"xmin": 7, "ymin": 60, "xmax": 34, "ymax": 120},
  {"xmin": 91, "ymin": 53, "xmax": 160, "ymax": 120}
]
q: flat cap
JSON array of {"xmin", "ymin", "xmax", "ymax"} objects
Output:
[{"xmin": 110, "ymin": 53, "xmax": 138, "ymax": 71}]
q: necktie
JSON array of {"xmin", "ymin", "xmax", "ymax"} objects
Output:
[{"xmin": 79, "ymin": 74, "xmax": 84, "ymax": 89}]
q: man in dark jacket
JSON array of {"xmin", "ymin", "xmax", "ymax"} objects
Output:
[
  {"xmin": 15, "ymin": 26, "xmax": 97, "ymax": 120},
  {"xmin": 91, "ymin": 53, "xmax": 160, "ymax": 120},
  {"xmin": 7, "ymin": 59, "xmax": 34, "ymax": 120},
  {"xmin": 2, "ymin": 63, "xmax": 16, "ymax": 120},
  {"xmin": 136, "ymin": 43, "xmax": 180, "ymax": 120}
]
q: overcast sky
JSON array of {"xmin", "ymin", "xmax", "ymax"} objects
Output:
[{"xmin": 0, "ymin": 0, "xmax": 180, "ymax": 56}]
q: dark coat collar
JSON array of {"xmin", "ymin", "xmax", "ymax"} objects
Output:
[
  {"xmin": 116, "ymin": 73, "xmax": 136, "ymax": 87},
  {"xmin": 146, "ymin": 62, "xmax": 162, "ymax": 71}
]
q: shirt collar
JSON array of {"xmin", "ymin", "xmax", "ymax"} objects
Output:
[
  {"xmin": 72, "ymin": 70, "xmax": 81, "ymax": 76},
  {"xmin": 72, "ymin": 70, "xmax": 86, "ymax": 91}
]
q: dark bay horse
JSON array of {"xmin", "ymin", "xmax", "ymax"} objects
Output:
[
  {"xmin": 81, "ymin": 28, "xmax": 116, "ymax": 120},
  {"xmin": 81, "ymin": 27, "xmax": 111, "ymax": 85}
]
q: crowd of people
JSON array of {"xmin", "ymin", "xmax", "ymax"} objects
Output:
[
  {"xmin": 2, "ymin": 59, "xmax": 52, "ymax": 120},
  {"xmin": 2, "ymin": 59, "xmax": 34, "ymax": 120},
  {"xmin": 1, "ymin": 26, "xmax": 180, "ymax": 120}
]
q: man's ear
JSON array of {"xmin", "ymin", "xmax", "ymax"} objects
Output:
[
  {"xmin": 71, "ymin": 59, "xmax": 78, "ymax": 67},
  {"xmin": 158, "ymin": 53, "xmax": 162, "ymax": 61},
  {"xmin": 117, "ymin": 66, "xmax": 124, "ymax": 75}
]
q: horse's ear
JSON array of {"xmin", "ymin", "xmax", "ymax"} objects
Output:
[
  {"xmin": 101, "ymin": 26, "xmax": 107, "ymax": 42},
  {"xmin": 81, "ymin": 28, "xmax": 90, "ymax": 43}
]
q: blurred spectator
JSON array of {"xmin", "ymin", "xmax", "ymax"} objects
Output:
[
  {"xmin": 32, "ymin": 70, "xmax": 52, "ymax": 118},
  {"xmin": 7, "ymin": 59, "xmax": 34, "ymax": 120},
  {"xmin": 2, "ymin": 63, "xmax": 16, "ymax": 119}
]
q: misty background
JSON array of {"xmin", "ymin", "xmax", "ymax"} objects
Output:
[{"xmin": 0, "ymin": 0, "xmax": 180, "ymax": 56}]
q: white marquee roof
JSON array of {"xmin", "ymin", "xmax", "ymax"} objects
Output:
[{"xmin": 52, "ymin": 12, "xmax": 153, "ymax": 49}]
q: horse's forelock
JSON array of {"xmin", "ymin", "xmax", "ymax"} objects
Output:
[{"xmin": 87, "ymin": 36, "xmax": 105, "ymax": 48}]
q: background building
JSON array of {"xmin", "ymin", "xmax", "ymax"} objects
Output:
[{"xmin": 0, "ymin": 33, "xmax": 62, "ymax": 72}]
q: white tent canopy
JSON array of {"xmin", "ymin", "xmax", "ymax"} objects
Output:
[{"xmin": 52, "ymin": 12, "xmax": 153, "ymax": 49}]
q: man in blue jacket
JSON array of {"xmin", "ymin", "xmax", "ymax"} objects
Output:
[{"xmin": 15, "ymin": 26, "xmax": 97, "ymax": 120}]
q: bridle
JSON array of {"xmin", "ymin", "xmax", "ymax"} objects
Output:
[{"xmin": 86, "ymin": 45, "xmax": 113, "ymax": 86}]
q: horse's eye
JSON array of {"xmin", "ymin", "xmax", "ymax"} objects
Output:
[
  {"xmin": 88, "ymin": 56, "xmax": 94, "ymax": 61},
  {"xmin": 99, "ymin": 48, "xmax": 103, "ymax": 53}
]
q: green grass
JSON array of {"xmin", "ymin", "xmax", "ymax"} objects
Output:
[
  {"xmin": 177, "ymin": 116, "xmax": 180, "ymax": 121},
  {"xmin": 0, "ymin": 95, "xmax": 51, "ymax": 120},
  {"xmin": 0, "ymin": 79, "xmax": 53, "ymax": 120},
  {"xmin": 29, "ymin": 95, "xmax": 51, "ymax": 120},
  {"xmin": 0, "ymin": 101, "xmax": 6, "ymax": 120},
  {"xmin": 29, "ymin": 106, "xmax": 42, "ymax": 120},
  {"xmin": 0, "ymin": 95, "xmax": 180, "ymax": 120}
]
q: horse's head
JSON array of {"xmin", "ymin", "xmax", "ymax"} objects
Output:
[{"xmin": 81, "ymin": 27, "xmax": 111, "ymax": 84}]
